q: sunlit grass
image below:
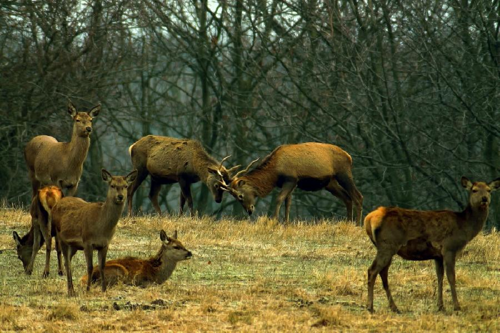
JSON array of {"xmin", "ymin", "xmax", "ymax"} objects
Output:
[{"xmin": 1, "ymin": 207, "xmax": 499, "ymax": 332}]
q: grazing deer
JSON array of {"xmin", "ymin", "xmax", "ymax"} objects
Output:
[
  {"xmin": 364, "ymin": 177, "xmax": 500, "ymax": 313},
  {"xmin": 24, "ymin": 101, "xmax": 101, "ymax": 197},
  {"xmin": 81, "ymin": 230, "xmax": 192, "ymax": 287},
  {"xmin": 53, "ymin": 169, "xmax": 137, "ymax": 296},
  {"xmin": 13, "ymin": 186, "xmax": 64, "ymax": 277},
  {"xmin": 221, "ymin": 142, "xmax": 363, "ymax": 224},
  {"xmin": 127, "ymin": 135, "xmax": 240, "ymax": 216}
]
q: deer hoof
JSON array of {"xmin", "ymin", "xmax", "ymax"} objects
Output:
[
  {"xmin": 25, "ymin": 268, "xmax": 33, "ymax": 276},
  {"xmin": 42, "ymin": 271, "xmax": 49, "ymax": 278},
  {"xmin": 391, "ymin": 307, "xmax": 401, "ymax": 314},
  {"xmin": 58, "ymin": 270, "xmax": 64, "ymax": 276}
]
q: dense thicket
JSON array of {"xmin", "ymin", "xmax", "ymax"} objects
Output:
[{"xmin": 1, "ymin": 1, "xmax": 499, "ymax": 227}]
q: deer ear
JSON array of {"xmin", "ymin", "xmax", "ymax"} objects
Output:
[
  {"xmin": 101, "ymin": 169, "xmax": 112, "ymax": 182},
  {"xmin": 68, "ymin": 102, "xmax": 77, "ymax": 117},
  {"xmin": 160, "ymin": 230, "xmax": 167, "ymax": 242},
  {"xmin": 13, "ymin": 231, "xmax": 21, "ymax": 246},
  {"xmin": 88, "ymin": 104, "xmax": 101, "ymax": 117},
  {"xmin": 125, "ymin": 170, "xmax": 138, "ymax": 185},
  {"xmin": 461, "ymin": 176, "xmax": 473, "ymax": 190},
  {"xmin": 488, "ymin": 178, "xmax": 500, "ymax": 192}
]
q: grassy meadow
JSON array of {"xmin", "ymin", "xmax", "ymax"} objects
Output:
[{"xmin": 0, "ymin": 206, "xmax": 499, "ymax": 332}]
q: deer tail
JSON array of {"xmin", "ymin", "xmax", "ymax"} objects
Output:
[
  {"xmin": 128, "ymin": 142, "xmax": 136, "ymax": 156},
  {"xmin": 364, "ymin": 207, "xmax": 385, "ymax": 247}
]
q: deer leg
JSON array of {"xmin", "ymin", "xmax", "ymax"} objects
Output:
[
  {"xmin": 275, "ymin": 181, "xmax": 297, "ymax": 223},
  {"xmin": 30, "ymin": 178, "xmax": 41, "ymax": 198},
  {"xmin": 127, "ymin": 169, "xmax": 148, "ymax": 216},
  {"xmin": 444, "ymin": 251, "xmax": 460, "ymax": 311},
  {"xmin": 149, "ymin": 179, "xmax": 163, "ymax": 216},
  {"xmin": 367, "ymin": 248, "xmax": 396, "ymax": 313},
  {"xmin": 379, "ymin": 258, "xmax": 399, "ymax": 313},
  {"xmin": 98, "ymin": 246, "xmax": 109, "ymax": 292},
  {"xmin": 60, "ymin": 241, "xmax": 77, "ymax": 297},
  {"xmin": 83, "ymin": 245, "xmax": 94, "ymax": 292},
  {"xmin": 27, "ymin": 226, "xmax": 42, "ymax": 276},
  {"xmin": 326, "ymin": 180, "xmax": 353, "ymax": 221},
  {"xmin": 55, "ymin": 236, "xmax": 63, "ymax": 276},
  {"xmin": 41, "ymin": 223, "xmax": 52, "ymax": 278},
  {"xmin": 434, "ymin": 258, "xmax": 445, "ymax": 311},
  {"xmin": 179, "ymin": 180, "xmax": 194, "ymax": 216},
  {"xmin": 285, "ymin": 192, "xmax": 293, "ymax": 223}
]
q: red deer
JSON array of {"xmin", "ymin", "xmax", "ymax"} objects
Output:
[
  {"xmin": 81, "ymin": 230, "xmax": 192, "ymax": 287},
  {"xmin": 221, "ymin": 142, "xmax": 363, "ymax": 224},
  {"xmin": 24, "ymin": 101, "xmax": 101, "ymax": 197},
  {"xmin": 53, "ymin": 169, "xmax": 137, "ymax": 296},
  {"xmin": 364, "ymin": 177, "xmax": 500, "ymax": 313},
  {"xmin": 13, "ymin": 186, "xmax": 64, "ymax": 277},
  {"xmin": 127, "ymin": 135, "xmax": 240, "ymax": 216}
]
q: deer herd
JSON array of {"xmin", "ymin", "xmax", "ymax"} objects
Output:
[{"xmin": 10, "ymin": 102, "xmax": 500, "ymax": 314}]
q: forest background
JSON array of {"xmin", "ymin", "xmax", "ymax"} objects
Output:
[{"xmin": 1, "ymin": 0, "xmax": 499, "ymax": 228}]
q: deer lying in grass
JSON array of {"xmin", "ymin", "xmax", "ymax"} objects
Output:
[
  {"xmin": 13, "ymin": 186, "xmax": 64, "ymax": 277},
  {"xmin": 24, "ymin": 102, "xmax": 100, "ymax": 197},
  {"xmin": 364, "ymin": 176, "xmax": 500, "ymax": 313},
  {"xmin": 53, "ymin": 169, "xmax": 137, "ymax": 296},
  {"xmin": 81, "ymin": 230, "xmax": 192, "ymax": 287},
  {"xmin": 222, "ymin": 142, "xmax": 363, "ymax": 224},
  {"xmin": 127, "ymin": 135, "xmax": 240, "ymax": 216}
]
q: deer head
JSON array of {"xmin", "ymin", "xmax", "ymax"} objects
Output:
[
  {"xmin": 68, "ymin": 101, "xmax": 101, "ymax": 138},
  {"xmin": 101, "ymin": 169, "xmax": 138, "ymax": 205},
  {"xmin": 207, "ymin": 155, "xmax": 240, "ymax": 203},
  {"xmin": 160, "ymin": 230, "xmax": 192, "ymax": 262},
  {"xmin": 462, "ymin": 176, "xmax": 500, "ymax": 209}
]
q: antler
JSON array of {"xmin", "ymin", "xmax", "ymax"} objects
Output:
[
  {"xmin": 233, "ymin": 158, "xmax": 260, "ymax": 179},
  {"xmin": 218, "ymin": 180, "xmax": 237, "ymax": 195},
  {"xmin": 219, "ymin": 155, "xmax": 231, "ymax": 170}
]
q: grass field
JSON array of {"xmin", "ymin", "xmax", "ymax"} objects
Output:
[{"xmin": 0, "ymin": 207, "xmax": 499, "ymax": 332}]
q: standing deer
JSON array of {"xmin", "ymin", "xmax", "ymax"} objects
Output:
[
  {"xmin": 81, "ymin": 230, "xmax": 192, "ymax": 287},
  {"xmin": 221, "ymin": 142, "xmax": 363, "ymax": 224},
  {"xmin": 13, "ymin": 186, "xmax": 64, "ymax": 277},
  {"xmin": 127, "ymin": 135, "xmax": 240, "ymax": 216},
  {"xmin": 364, "ymin": 177, "xmax": 500, "ymax": 313},
  {"xmin": 24, "ymin": 101, "xmax": 101, "ymax": 197},
  {"xmin": 53, "ymin": 169, "xmax": 137, "ymax": 296}
]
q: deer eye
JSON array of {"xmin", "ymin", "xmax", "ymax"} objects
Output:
[
  {"xmin": 214, "ymin": 184, "xmax": 220, "ymax": 189},
  {"xmin": 111, "ymin": 185, "xmax": 116, "ymax": 189},
  {"xmin": 472, "ymin": 189, "xmax": 478, "ymax": 193},
  {"xmin": 76, "ymin": 119, "xmax": 81, "ymax": 122},
  {"xmin": 173, "ymin": 246, "xmax": 181, "ymax": 250},
  {"xmin": 238, "ymin": 194, "xmax": 244, "ymax": 201}
]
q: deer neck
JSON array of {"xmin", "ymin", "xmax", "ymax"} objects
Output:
[
  {"xmin": 67, "ymin": 126, "xmax": 91, "ymax": 167},
  {"xmin": 155, "ymin": 259, "xmax": 178, "ymax": 284},
  {"xmin": 462, "ymin": 204, "xmax": 489, "ymax": 241},
  {"xmin": 245, "ymin": 169, "xmax": 278, "ymax": 198},
  {"xmin": 150, "ymin": 248, "xmax": 178, "ymax": 284},
  {"xmin": 98, "ymin": 197, "xmax": 125, "ymax": 233}
]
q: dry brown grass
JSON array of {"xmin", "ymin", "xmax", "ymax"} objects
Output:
[{"xmin": 1, "ymin": 206, "xmax": 499, "ymax": 332}]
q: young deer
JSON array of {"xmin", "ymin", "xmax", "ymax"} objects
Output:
[
  {"xmin": 81, "ymin": 230, "xmax": 192, "ymax": 287},
  {"xmin": 53, "ymin": 169, "xmax": 137, "ymax": 296},
  {"xmin": 365, "ymin": 176, "xmax": 500, "ymax": 313},
  {"xmin": 24, "ymin": 102, "xmax": 100, "ymax": 197},
  {"xmin": 13, "ymin": 186, "xmax": 64, "ymax": 277}
]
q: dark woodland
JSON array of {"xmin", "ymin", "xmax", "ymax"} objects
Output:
[{"xmin": 1, "ymin": 0, "xmax": 499, "ymax": 228}]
